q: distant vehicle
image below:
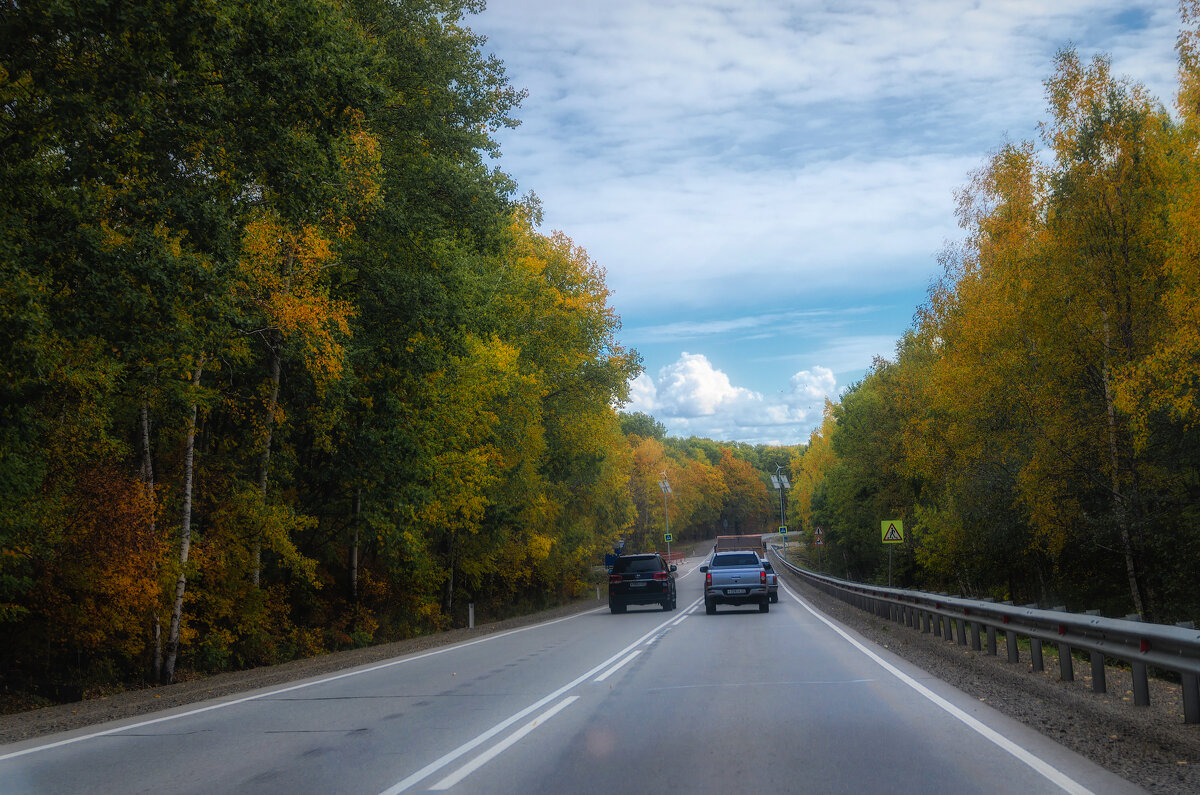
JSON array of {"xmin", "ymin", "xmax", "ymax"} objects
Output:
[
  {"xmin": 701, "ymin": 551, "xmax": 769, "ymax": 614},
  {"xmin": 760, "ymin": 557, "xmax": 779, "ymax": 603},
  {"xmin": 713, "ymin": 534, "xmax": 765, "ymax": 555},
  {"xmin": 608, "ymin": 553, "xmax": 677, "ymax": 613}
]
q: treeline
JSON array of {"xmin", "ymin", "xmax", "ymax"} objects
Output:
[
  {"xmin": 0, "ymin": 0, "xmax": 651, "ymax": 705},
  {"xmin": 619, "ymin": 413, "xmax": 787, "ymax": 550},
  {"xmin": 790, "ymin": 23, "xmax": 1200, "ymax": 625}
]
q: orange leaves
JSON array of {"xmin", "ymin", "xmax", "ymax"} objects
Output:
[
  {"xmin": 34, "ymin": 465, "xmax": 165, "ymax": 659},
  {"xmin": 239, "ymin": 209, "xmax": 354, "ymax": 382}
]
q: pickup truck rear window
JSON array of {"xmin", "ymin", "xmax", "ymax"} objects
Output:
[{"xmin": 712, "ymin": 553, "xmax": 760, "ymax": 567}]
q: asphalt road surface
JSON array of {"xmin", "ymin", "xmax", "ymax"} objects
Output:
[{"xmin": 0, "ymin": 554, "xmax": 1145, "ymax": 794}]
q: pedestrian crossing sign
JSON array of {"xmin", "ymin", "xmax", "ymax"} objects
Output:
[
  {"xmin": 881, "ymin": 520, "xmax": 904, "ymax": 543},
  {"xmin": 664, "ymin": 533, "xmax": 673, "ymax": 542}
]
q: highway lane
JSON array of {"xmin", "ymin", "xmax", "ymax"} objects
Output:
[{"xmin": 0, "ymin": 555, "xmax": 1144, "ymax": 794}]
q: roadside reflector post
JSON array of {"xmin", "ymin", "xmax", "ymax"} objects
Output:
[{"xmin": 469, "ymin": 602, "xmax": 474, "ymax": 629}]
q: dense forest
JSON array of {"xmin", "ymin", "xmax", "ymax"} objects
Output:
[
  {"xmin": 788, "ymin": 10, "xmax": 1200, "ymax": 627},
  {"xmin": 0, "ymin": 0, "xmax": 784, "ymax": 708}
]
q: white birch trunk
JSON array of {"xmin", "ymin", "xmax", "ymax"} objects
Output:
[{"xmin": 164, "ymin": 358, "xmax": 204, "ymax": 683}]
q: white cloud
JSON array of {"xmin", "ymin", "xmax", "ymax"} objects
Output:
[
  {"xmin": 476, "ymin": 0, "xmax": 1180, "ymax": 442},
  {"xmin": 628, "ymin": 352, "xmax": 838, "ymax": 444}
]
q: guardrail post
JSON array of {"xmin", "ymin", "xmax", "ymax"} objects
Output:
[
  {"xmin": 1183, "ymin": 673, "xmax": 1200, "ymax": 724},
  {"xmin": 970, "ymin": 622, "xmax": 981, "ymax": 651},
  {"xmin": 1089, "ymin": 651, "xmax": 1106, "ymax": 693},
  {"xmin": 1006, "ymin": 630, "xmax": 1019, "ymax": 663},
  {"xmin": 1030, "ymin": 639, "xmax": 1043, "ymax": 671},
  {"xmin": 1059, "ymin": 642, "xmax": 1074, "ymax": 681},
  {"xmin": 1132, "ymin": 661, "xmax": 1149, "ymax": 707},
  {"xmin": 986, "ymin": 626, "xmax": 997, "ymax": 656},
  {"xmin": 956, "ymin": 618, "xmax": 966, "ymax": 645},
  {"xmin": 921, "ymin": 611, "xmax": 930, "ymax": 634}
]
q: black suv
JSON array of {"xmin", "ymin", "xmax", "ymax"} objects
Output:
[{"xmin": 608, "ymin": 553, "xmax": 677, "ymax": 613}]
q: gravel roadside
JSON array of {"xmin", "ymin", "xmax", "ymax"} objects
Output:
[{"xmin": 779, "ymin": 568, "xmax": 1200, "ymax": 794}]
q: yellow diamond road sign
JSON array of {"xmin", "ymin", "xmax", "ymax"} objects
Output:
[{"xmin": 881, "ymin": 520, "xmax": 904, "ymax": 544}]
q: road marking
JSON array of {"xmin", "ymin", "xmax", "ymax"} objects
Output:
[
  {"xmin": 595, "ymin": 650, "xmax": 642, "ymax": 682},
  {"xmin": 781, "ymin": 583, "xmax": 1094, "ymax": 795},
  {"xmin": 645, "ymin": 678, "xmax": 875, "ymax": 692},
  {"xmin": 670, "ymin": 614, "xmax": 689, "ymax": 626},
  {"xmin": 0, "ymin": 606, "xmax": 606, "ymax": 762},
  {"xmin": 428, "ymin": 697, "xmax": 579, "ymax": 791},
  {"xmin": 378, "ymin": 596, "xmax": 702, "ymax": 794}
]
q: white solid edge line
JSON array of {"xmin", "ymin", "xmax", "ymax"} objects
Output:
[
  {"xmin": 378, "ymin": 595, "xmax": 703, "ymax": 795},
  {"xmin": 594, "ymin": 650, "xmax": 642, "ymax": 682},
  {"xmin": 428, "ymin": 696, "xmax": 579, "ymax": 791},
  {"xmin": 780, "ymin": 583, "xmax": 1093, "ymax": 795},
  {"xmin": 0, "ymin": 605, "xmax": 607, "ymax": 763}
]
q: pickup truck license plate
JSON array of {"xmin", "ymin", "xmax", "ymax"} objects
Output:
[
  {"xmin": 726, "ymin": 588, "xmax": 746, "ymax": 595},
  {"xmin": 630, "ymin": 582, "xmax": 646, "ymax": 588}
]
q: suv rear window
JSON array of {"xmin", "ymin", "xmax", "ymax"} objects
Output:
[
  {"xmin": 612, "ymin": 556, "xmax": 662, "ymax": 573},
  {"xmin": 712, "ymin": 553, "xmax": 760, "ymax": 567}
]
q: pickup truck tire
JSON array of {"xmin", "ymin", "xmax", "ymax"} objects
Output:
[
  {"xmin": 759, "ymin": 599, "xmax": 769, "ymax": 613},
  {"xmin": 705, "ymin": 598, "xmax": 716, "ymax": 615}
]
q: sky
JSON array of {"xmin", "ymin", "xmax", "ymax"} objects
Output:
[{"xmin": 471, "ymin": 0, "xmax": 1181, "ymax": 446}]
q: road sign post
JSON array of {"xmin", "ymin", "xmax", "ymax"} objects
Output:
[{"xmin": 881, "ymin": 519, "xmax": 903, "ymax": 586}]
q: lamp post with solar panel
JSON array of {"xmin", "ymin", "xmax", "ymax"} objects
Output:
[
  {"xmin": 769, "ymin": 465, "xmax": 790, "ymax": 549},
  {"xmin": 658, "ymin": 473, "xmax": 672, "ymax": 560}
]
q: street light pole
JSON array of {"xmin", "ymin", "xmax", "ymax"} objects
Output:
[
  {"xmin": 658, "ymin": 473, "xmax": 672, "ymax": 559},
  {"xmin": 769, "ymin": 464, "xmax": 790, "ymax": 548}
]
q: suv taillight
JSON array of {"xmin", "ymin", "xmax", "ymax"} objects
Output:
[
  {"xmin": 653, "ymin": 572, "xmax": 668, "ymax": 581},
  {"xmin": 760, "ymin": 570, "xmax": 767, "ymax": 584},
  {"xmin": 609, "ymin": 573, "xmax": 621, "ymax": 583}
]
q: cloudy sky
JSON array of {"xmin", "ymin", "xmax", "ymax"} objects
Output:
[{"xmin": 472, "ymin": 1, "xmax": 1181, "ymax": 446}]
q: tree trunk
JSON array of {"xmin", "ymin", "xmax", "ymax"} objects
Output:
[
  {"xmin": 253, "ymin": 348, "xmax": 281, "ymax": 587},
  {"xmin": 443, "ymin": 532, "xmax": 456, "ymax": 619},
  {"xmin": 141, "ymin": 402, "xmax": 164, "ymax": 683},
  {"xmin": 165, "ymin": 358, "xmax": 204, "ymax": 683},
  {"xmin": 351, "ymin": 487, "xmax": 361, "ymax": 602},
  {"xmin": 1101, "ymin": 313, "xmax": 1146, "ymax": 620}
]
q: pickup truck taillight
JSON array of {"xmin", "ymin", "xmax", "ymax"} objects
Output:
[
  {"xmin": 609, "ymin": 573, "xmax": 621, "ymax": 583},
  {"xmin": 760, "ymin": 570, "xmax": 767, "ymax": 585},
  {"xmin": 705, "ymin": 571, "xmax": 712, "ymax": 587}
]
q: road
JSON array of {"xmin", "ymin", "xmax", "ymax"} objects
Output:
[{"xmin": 0, "ymin": 554, "xmax": 1143, "ymax": 794}]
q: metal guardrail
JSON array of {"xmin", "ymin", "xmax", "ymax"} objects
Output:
[{"xmin": 768, "ymin": 548, "xmax": 1200, "ymax": 724}]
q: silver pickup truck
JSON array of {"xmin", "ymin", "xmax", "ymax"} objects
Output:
[{"xmin": 701, "ymin": 551, "xmax": 770, "ymax": 613}]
